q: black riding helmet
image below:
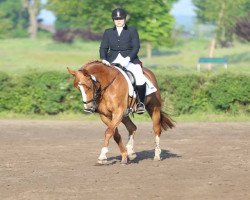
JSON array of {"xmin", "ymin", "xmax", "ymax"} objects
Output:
[{"xmin": 112, "ymin": 8, "xmax": 127, "ymax": 20}]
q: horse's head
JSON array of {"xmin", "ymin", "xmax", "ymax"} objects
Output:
[{"xmin": 67, "ymin": 67, "xmax": 100, "ymax": 113}]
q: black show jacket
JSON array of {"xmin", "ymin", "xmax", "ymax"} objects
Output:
[{"xmin": 99, "ymin": 24, "xmax": 141, "ymax": 64}]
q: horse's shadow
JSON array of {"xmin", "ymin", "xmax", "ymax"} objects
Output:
[{"xmin": 106, "ymin": 149, "xmax": 181, "ymax": 165}]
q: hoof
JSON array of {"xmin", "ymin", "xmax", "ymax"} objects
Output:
[
  {"xmin": 153, "ymin": 156, "xmax": 162, "ymax": 161},
  {"xmin": 121, "ymin": 159, "xmax": 128, "ymax": 165},
  {"xmin": 128, "ymin": 153, "xmax": 137, "ymax": 161},
  {"xmin": 97, "ymin": 159, "xmax": 107, "ymax": 165}
]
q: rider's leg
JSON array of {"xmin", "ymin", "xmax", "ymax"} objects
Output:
[
  {"xmin": 126, "ymin": 63, "xmax": 146, "ymax": 114},
  {"xmin": 135, "ymin": 83, "xmax": 146, "ymax": 114}
]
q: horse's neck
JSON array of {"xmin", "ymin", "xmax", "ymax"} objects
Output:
[{"xmin": 86, "ymin": 63, "xmax": 116, "ymax": 83}]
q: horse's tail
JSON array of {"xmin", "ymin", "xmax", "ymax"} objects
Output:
[{"xmin": 160, "ymin": 110, "xmax": 175, "ymax": 131}]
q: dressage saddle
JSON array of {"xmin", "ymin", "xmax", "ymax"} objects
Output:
[{"xmin": 112, "ymin": 63, "xmax": 146, "ymax": 115}]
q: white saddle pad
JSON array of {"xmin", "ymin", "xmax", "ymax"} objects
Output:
[{"xmin": 115, "ymin": 67, "xmax": 157, "ymax": 97}]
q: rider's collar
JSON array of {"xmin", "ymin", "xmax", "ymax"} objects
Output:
[{"xmin": 113, "ymin": 24, "xmax": 128, "ymax": 30}]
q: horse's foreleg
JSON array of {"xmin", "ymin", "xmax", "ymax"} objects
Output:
[
  {"xmin": 122, "ymin": 117, "xmax": 137, "ymax": 160},
  {"xmin": 99, "ymin": 113, "xmax": 125, "ymax": 164},
  {"xmin": 97, "ymin": 126, "xmax": 112, "ymax": 164}
]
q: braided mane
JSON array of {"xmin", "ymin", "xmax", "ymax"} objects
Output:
[{"xmin": 84, "ymin": 60, "xmax": 102, "ymax": 66}]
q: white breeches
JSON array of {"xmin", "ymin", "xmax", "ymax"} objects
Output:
[
  {"xmin": 112, "ymin": 53, "xmax": 146, "ymax": 86},
  {"xmin": 125, "ymin": 63, "xmax": 145, "ymax": 85}
]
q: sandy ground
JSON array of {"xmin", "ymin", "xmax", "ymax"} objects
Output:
[{"xmin": 0, "ymin": 120, "xmax": 249, "ymax": 200}]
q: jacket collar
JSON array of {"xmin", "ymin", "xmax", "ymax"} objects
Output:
[{"xmin": 113, "ymin": 24, "xmax": 128, "ymax": 30}]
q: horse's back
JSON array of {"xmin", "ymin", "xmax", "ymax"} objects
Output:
[{"xmin": 143, "ymin": 67, "xmax": 159, "ymax": 89}]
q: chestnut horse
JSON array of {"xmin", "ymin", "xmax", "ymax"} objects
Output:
[{"xmin": 68, "ymin": 60, "xmax": 174, "ymax": 164}]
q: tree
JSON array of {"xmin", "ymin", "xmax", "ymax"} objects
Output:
[
  {"xmin": 234, "ymin": 1, "xmax": 250, "ymax": 41},
  {"xmin": 234, "ymin": 13, "xmax": 250, "ymax": 41},
  {"xmin": 193, "ymin": 0, "xmax": 249, "ymax": 46},
  {"xmin": 124, "ymin": 0, "xmax": 176, "ymax": 58},
  {"xmin": 47, "ymin": 0, "xmax": 177, "ymax": 58},
  {"xmin": 0, "ymin": 0, "xmax": 29, "ymax": 38},
  {"xmin": 22, "ymin": 0, "xmax": 41, "ymax": 39}
]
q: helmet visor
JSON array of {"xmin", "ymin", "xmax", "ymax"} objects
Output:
[{"xmin": 113, "ymin": 17, "xmax": 125, "ymax": 20}]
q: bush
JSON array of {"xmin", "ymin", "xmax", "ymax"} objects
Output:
[
  {"xmin": 0, "ymin": 71, "xmax": 249, "ymax": 116},
  {"xmin": 0, "ymin": 71, "xmax": 82, "ymax": 114},
  {"xmin": 156, "ymin": 71, "xmax": 250, "ymax": 115},
  {"xmin": 206, "ymin": 73, "xmax": 250, "ymax": 113}
]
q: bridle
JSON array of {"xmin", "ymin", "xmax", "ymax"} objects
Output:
[
  {"xmin": 78, "ymin": 69, "xmax": 119, "ymax": 113},
  {"xmin": 78, "ymin": 74, "xmax": 100, "ymax": 113}
]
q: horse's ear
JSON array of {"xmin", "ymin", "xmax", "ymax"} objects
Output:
[{"xmin": 67, "ymin": 67, "xmax": 76, "ymax": 76}]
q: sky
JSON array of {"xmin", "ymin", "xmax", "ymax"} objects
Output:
[
  {"xmin": 38, "ymin": 9, "xmax": 56, "ymax": 25},
  {"xmin": 170, "ymin": 0, "xmax": 196, "ymax": 17},
  {"xmin": 38, "ymin": 0, "xmax": 196, "ymax": 25}
]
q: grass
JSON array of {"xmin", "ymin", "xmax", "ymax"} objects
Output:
[
  {"xmin": 0, "ymin": 112, "xmax": 249, "ymax": 123},
  {"xmin": 0, "ymin": 38, "xmax": 100, "ymax": 74},
  {"xmin": 142, "ymin": 39, "xmax": 250, "ymax": 75},
  {"xmin": 0, "ymin": 37, "xmax": 249, "ymax": 75}
]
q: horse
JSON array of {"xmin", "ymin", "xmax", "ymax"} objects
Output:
[{"xmin": 67, "ymin": 60, "xmax": 174, "ymax": 164}]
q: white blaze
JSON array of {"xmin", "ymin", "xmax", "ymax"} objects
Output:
[{"xmin": 78, "ymin": 82, "xmax": 87, "ymax": 109}]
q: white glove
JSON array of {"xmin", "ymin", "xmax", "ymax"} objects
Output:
[
  {"xmin": 102, "ymin": 59, "xmax": 110, "ymax": 66},
  {"xmin": 121, "ymin": 56, "xmax": 130, "ymax": 67}
]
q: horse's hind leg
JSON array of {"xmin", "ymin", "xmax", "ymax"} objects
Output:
[
  {"xmin": 147, "ymin": 106, "xmax": 162, "ymax": 161},
  {"xmin": 122, "ymin": 117, "xmax": 137, "ymax": 160},
  {"xmin": 113, "ymin": 128, "xmax": 127, "ymax": 164}
]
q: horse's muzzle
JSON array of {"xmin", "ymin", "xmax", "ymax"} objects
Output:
[{"xmin": 83, "ymin": 106, "xmax": 95, "ymax": 113}]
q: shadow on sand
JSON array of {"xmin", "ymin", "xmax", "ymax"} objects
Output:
[{"xmin": 100, "ymin": 149, "xmax": 181, "ymax": 165}]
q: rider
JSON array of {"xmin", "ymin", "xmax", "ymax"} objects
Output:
[{"xmin": 99, "ymin": 8, "xmax": 146, "ymax": 114}]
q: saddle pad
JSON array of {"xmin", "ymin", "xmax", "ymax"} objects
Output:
[
  {"xmin": 115, "ymin": 66, "xmax": 157, "ymax": 97},
  {"xmin": 115, "ymin": 66, "xmax": 136, "ymax": 97},
  {"xmin": 145, "ymin": 77, "xmax": 157, "ymax": 96}
]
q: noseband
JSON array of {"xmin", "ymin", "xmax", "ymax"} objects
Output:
[{"xmin": 78, "ymin": 74, "xmax": 100, "ymax": 113}]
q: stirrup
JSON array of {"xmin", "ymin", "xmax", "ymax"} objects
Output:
[{"xmin": 136, "ymin": 102, "xmax": 145, "ymax": 114}]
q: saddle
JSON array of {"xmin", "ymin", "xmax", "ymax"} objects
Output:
[
  {"xmin": 112, "ymin": 63, "xmax": 136, "ymax": 87},
  {"xmin": 111, "ymin": 63, "xmax": 157, "ymax": 116}
]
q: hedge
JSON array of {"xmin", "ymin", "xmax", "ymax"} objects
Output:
[{"xmin": 0, "ymin": 71, "xmax": 249, "ymax": 115}]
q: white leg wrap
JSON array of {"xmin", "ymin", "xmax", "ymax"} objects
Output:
[
  {"xmin": 154, "ymin": 136, "xmax": 161, "ymax": 160},
  {"xmin": 155, "ymin": 146, "xmax": 161, "ymax": 157},
  {"xmin": 126, "ymin": 134, "xmax": 137, "ymax": 160},
  {"xmin": 126, "ymin": 135, "xmax": 134, "ymax": 155},
  {"xmin": 155, "ymin": 135, "xmax": 160, "ymax": 148},
  {"xmin": 98, "ymin": 147, "xmax": 108, "ymax": 160}
]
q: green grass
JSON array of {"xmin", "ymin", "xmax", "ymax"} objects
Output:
[
  {"xmin": 141, "ymin": 38, "xmax": 250, "ymax": 75},
  {"xmin": 0, "ymin": 111, "xmax": 249, "ymax": 122},
  {"xmin": 0, "ymin": 38, "xmax": 100, "ymax": 74},
  {"xmin": 0, "ymin": 38, "xmax": 249, "ymax": 75}
]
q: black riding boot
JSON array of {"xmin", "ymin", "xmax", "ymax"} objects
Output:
[{"xmin": 136, "ymin": 83, "xmax": 146, "ymax": 114}]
